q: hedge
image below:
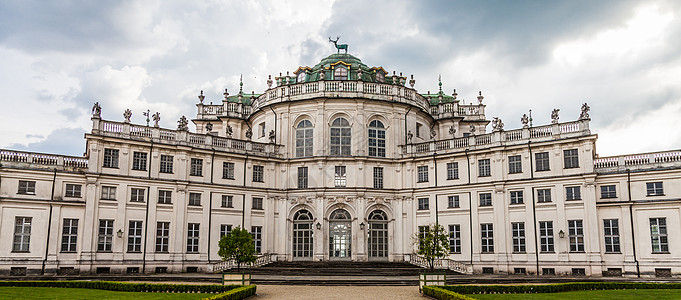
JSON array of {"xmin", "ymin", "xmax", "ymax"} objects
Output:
[
  {"xmin": 422, "ymin": 286, "xmax": 477, "ymax": 300},
  {"xmin": 440, "ymin": 282, "xmax": 681, "ymax": 295},
  {"xmin": 202, "ymin": 285, "xmax": 256, "ymax": 300},
  {"xmin": 0, "ymin": 281, "xmax": 243, "ymax": 294}
]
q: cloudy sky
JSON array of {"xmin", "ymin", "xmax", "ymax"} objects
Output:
[{"xmin": 1, "ymin": 0, "xmax": 680, "ymax": 157}]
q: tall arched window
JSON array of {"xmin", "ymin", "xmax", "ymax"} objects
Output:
[
  {"xmin": 330, "ymin": 117, "xmax": 351, "ymax": 156},
  {"xmin": 293, "ymin": 209, "xmax": 313, "ymax": 259},
  {"xmin": 296, "ymin": 120, "xmax": 313, "ymax": 157},
  {"xmin": 334, "ymin": 66, "xmax": 348, "ymax": 80},
  {"xmin": 368, "ymin": 120, "xmax": 386, "ymax": 157}
]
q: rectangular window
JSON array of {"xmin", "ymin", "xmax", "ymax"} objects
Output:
[
  {"xmin": 132, "ymin": 152, "xmax": 148, "ymax": 171},
  {"xmin": 568, "ymin": 220, "xmax": 584, "ymax": 252},
  {"xmin": 159, "ymin": 155, "xmax": 173, "ymax": 173},
  {"xmin": 564, "ymin": 149, "xmax": 579, "ymax": 169},
  {"xmin": 512, "ymin": 222, "xmax": 526, "ymax": 253},
  {"xmin": 448, "ymin": 195, "xmax": 460, "ymax": 208},
  {"xmin": 130, "ymin": 188, "xmax": 145, "ymax": 202},
  {"xmin": 190, "ymin": 158, "xmax": 203, "ymax": 177},
  {"xmin": 446, "ymin": 162, "xmax": 459, "ymax": 180},
  {"xmin": 415, "ymin": 123, "xmax": 422, "ymax": 138},
  {"xmin": 252, "ymin": 197, "xmax": 263, "ymax": 210},
  {"xmin": 508, "ymin": 155, "xmax": 522, "ymax": 174},
  {"xmin": 65, "ymin": 184, "xmax": 82, "ymax": 198},
  {"xmin": 373, "ymin": 167, "xmax": 383, "ymax": 189},
  {"xmin": 478, "ymin": 159, "xmax": 491, "ymax": 177},
  {"xmin": 539, "ymin": 221, "xmax": 554, "ymax": 253},
  {"xmin": 221, "ymin": 195, "xmax": 233, "ymax": 208},
  {"xmin": 566, "ymin": 186, "xmax": 581, "ymax": 200},
  {"xmin": 604, "ymin": 219, "xmax": 620, "ymax": 253},
  {"xmin": 97, "ymin": 219, "xmax": 114, "ymax": 252},
  {"xmin": 334, "ymin": 166, "xmax": 346, "ymax": 187},
  {"xmin": 600, "ymin": 185, "xmax": 617, "ymax": 199},
  {"xmin": 537, "ymin": 189, "xmax": 552, "ymax": 203},
  {"xmin": 155, "ymin": 222, "xmax": 170, "ymax": 253},
  {"xmin": 479, "ymin": 193, "xmax": 492, "ymax": 207},
  {"xmin": 252, "ymin": 226, "xmax": 262, "ymax": 253},
  {"xmin": 510, "ymin": 191, "xmax": 524, "ymax": 205},
  {"xmin": 13, "ymin": 217, "xmax": 32, "ymax": 252},
  {"xmin": 253, "ymin": 165, "xmax": 264, "ymax": 182},
  {"xmin": 417, "ymin": 166, "xmax": 429, "ymax": 183},
  {"xmin": 535, "ymin": 152, "xmax": 550, "ymax": 171},
  {"xmin": 259, "ymin": 122, "xmax": 266, "ymax": 137},
  {"xmin": 481, "ymin": 223, "xmax": 494, "ymax": 253},
  {"xmin": 61, "ymin": 219, "xmax": 78, "ymax": 252},
  {"xmin": 103, "ymin": 148, "xmax": 119, "ymax": 168},
  {"xmin": 188, "ymin": 192, "xmax": 201, "ymax": 206},
  {"xmin": 417, "ymin": 198, "xmax": 429, "ymax": 210},
  {"xmin": 222, "ymin": 162, "xmax": 235, "ymax": 179},
  {"xmin": 449, "ymin": 224, "xmax": 461, "ymax": 253},
  {"xmin": 646, "ymin": 182, "xmax": 664, "ymax": 196},
  {"xmin": 187, "ymin": 223, "xmax": 200, "ymax": 253},
  {"xmin": 17, "ymin": 180, "xmax": 36, "ymax": 195},
  {"xmin": 220, "ymin": 224, "xmax": 232, "ymax": 238},
  {"xmin": 158, "ymin": 190, "xmax": 172, "ymax": 204},
  {"xmin": 650, "ymin": 217, "xmax": 668, "ymax": 253},
  {"xmin": 298, "ymin": 167, "xmax": 308, "ymax": 189},
  {"xmin": 418, "ymin": 226, "xmax": 428, "ymax": 249},
  {"xmin": 127, "ymin": 220, "xmax": 143, "ymax": 252},
  {"xmin": 101, "ymin": 186, "xmax": 116, "ymax": 200}
]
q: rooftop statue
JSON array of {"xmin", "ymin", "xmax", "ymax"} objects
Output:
[
  {"xmin": 91, "ymin": 102, "xmax": 101, "ymax": 118},
  {"xmin": 329, "ymin": 36, "xmax": 348, "ymax": 54},
  {"xmin": 551, "ymin": 109, "xmax": 560, "ymax": 124},
  {"xmin": 579, "ymin": 103, "xmax": 591, "ymax": 120}
]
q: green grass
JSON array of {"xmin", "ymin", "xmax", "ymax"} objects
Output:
[
  {"xmin": 0, "ymin": 286, "xmax": 211, "ymax": 300},
  {"xmin": 472, "ymin": 289, "xmax": 681, "ymax": 300}
]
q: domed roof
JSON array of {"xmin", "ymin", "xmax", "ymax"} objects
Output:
[
  {"xmin": 312, "ymin": 53, "xmax": 369, "ymax": 70},
  {"xmin": 287, "ymin": 53, "xmax": 397, "ymax": 84}
]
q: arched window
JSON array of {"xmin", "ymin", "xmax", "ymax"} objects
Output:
[
  {"xmin": 330, "ymin": 209, "xmax": 351, "ymax": 220},
  {"xmin": 368, "ymin": 210, "xmax": 388, "ymax": 259},
  {"xmin": 294, "ymin": 209, "xmax": 313, "ymax": 221},
  {"xmin": 368, "ymin": 210, "xmax": 387, "ymax": 221},
  {"xmin": 376, "ymin": 72, "xmax": 385, "ymax": 83},
  {"xmin": 334, "ymin": 66, "xmax": 348, "ymax": 80},
  {"xmin": 296, "ymin": 120, "xmax": 313, "ymax": 157},
  {"xmin": 293, "ymin": 209, "xmax": 313, "ymax": 259},
  {"xmin": 330, "ymin": 117, "xmax": 351, "ymax": 156},
  {"xmin": 297, "ymin": 72, "xmax": 306, "ymax": 83},
  {"xmin": 368, "ymin": 120, "xmax": 386, "ymax": 157}
]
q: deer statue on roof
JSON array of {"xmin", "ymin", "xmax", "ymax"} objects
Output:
[{"xmin": 329, "ymin": 36, "xmax": 348, "ymax": 54}]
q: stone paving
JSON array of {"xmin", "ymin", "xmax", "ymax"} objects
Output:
[{"xmin": 254, "ymin": 285, "xmax": 427, "ymax": 299}]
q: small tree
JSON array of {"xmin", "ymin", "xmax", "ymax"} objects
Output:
[
  {"xmin": 218, "ymin": 226, "xmax": 258, "ymax": 272},
  {"xmin": 416, "ymin": 224, "xmax": 449, "ymax": 271}
]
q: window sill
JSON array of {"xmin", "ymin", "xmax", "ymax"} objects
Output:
[
  {"xmin": 512, "ymin": 252, "xmax": 527, "ymax": 254},
  {"xmin": 508, "ymin": 172, "xmax": 523, "ymax": 175},
  {"xmin": 447, "ymin": 206, "xmax": 460, "ymax": 209},
  {"xmin": 11, "ymin": 251, "xmax": 30, "ymax": 253},
  {"xmin": 564, "ymin": 167, "xmax": 580, "ymax": 169},
  {"xmin": 60, "ymin": 251, "xmax": 76, "ymax": 253},
  {"xmin": 157, "ymin": 202, "xmax": 173, "ymax": 205},
  {"xmin": 102, "ymin": 166, "xmax": 119, "ymax": 169},
  {"xmin": 96, "ymin": 251, "xmax": 113, "ymax": 253},
  {"xmin": 478, "ymin": 175, "xmax": 491, "ymax": 178},
  {"xmin": 509, "ymin": 202, "xmax": 525, "ymax": 205},
  {"xmin": 101, "ymin": 198, "xmax": 117, "ymax": 201},
  {"xmin": 647, "ymin": 194, "xmax": 665, "ymax": 197},
  {"xmin": 446, "ymin": 178, "xmax": 459, "ymax": 180},
  {"xmin": 222, "ymin": 177, "xmax": 235, "ymax": 180},
  {"xmin": 253, "ymin": 181, "xmax": 264, "ymax": 183},
  {"xmin": 64, "ymin": 196, "xmax": 82, "ymax": 198},
  {"xmin": 535, "ymin": 169, "xmax": 550, "ymax": 172},
  {"xmin": 159, "ymin": 171, "xmax": 174, "ymax": 174},
  {"xmin": 131, "ymin": 169, "xmax": 147, "ymax": 172},
  {"xmin": 652, "ymin": 251, "xmax": 671, "ymax": 254},
  {"xmin": 600, "ymin": 196, "xmax": 617, "ymax": 199},
  {"xmin": 569, "ymin": 251, "xmax": 586, "ymax": 253},
  {"xmin": 566, "ymin": 199, "xmax": 582, "ymax": 201},
  {"xmin": 17, "ymin": 192, "xmax": 36, "ymax": 195},
  {"xmin": 604, "ymin": 252, "xmax": 622, "ymax": 254},
  {"xmin": 417, "ymin": 181, "xmax": 428, "ymax": 183},
  {"xmin": 127, "ymin": 251, "xmax": 142, "ymax": 253}
]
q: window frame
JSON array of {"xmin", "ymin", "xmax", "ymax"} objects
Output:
[
  {"xmin": 61, "ymin": 218, "xmax": 78, "ymax": 252},
  {"xmin": 512, "ymin": 222, "xmax": 526, "ymax": 253},
  {"xmin": 17, "ymin": 180, "xmax": 36, "ymax": 195},
  {"xmin": 155, "ymin": 221, "xmax": 170, "ymax": 253},
  {"xmin": 295, "ymin": 120, "xmax": 314, "ymax": 157},
  {"xmin": 298, "ymin": 167, "xmax": 308, "ymax": 189},
  {"xmin": 187, "ymin": 223, "xmax": 200, "ymax": 253},
  {"xmin": 130, "ymin": 188, "xmax": 145, "ymax": 202},
  {"xmin": 330, "ymin": 117, "xmax": 351, "ymax": 156},
  {"xmin": 127, "ymin": 220, "xmax": 143, "ymax": 253},
  {"xmin": 479, "ymin": 193, "xmax": 492, "ymax": 207},
  {"xmin": 510, "ymin": 190, "xmax": 524, "ymax": 205},
  {"xmin": 252, "ymin": 165, "xmax": 264, "ymax": 183},
  {"xmin": 650, "ymin": 217, "xmax": 669, "ymax": 253},
  {"xmin": 563, "ymin": 149, "xmax": 579, "ymax": 169},
  {"xmin": 222, "ymin": 162, "xmax": 235, "ymax": 179},
  {"xmin": 480, "ymin": 223, "xmax": 494, "ymax": 253},
  {"xmin": 603, "ymin": 219, "xmax": 620, "ymax": 253},
  {"xmin": 373, "ymin": 167, "xmax": 384, "ymax": 189},
  {"xmin": 417, "ymin": 166, "xmax": 429, "ymax": 183},
  {"xmin": 508, "ymin": 155, "xmax": 522, "ymax": 174},
  {"xmin": 251, "ymin": 226, "xmax": 262, "ymax": 253},
  {"xmin": 131, "ymin": 151, "xmax": 148, "ymax": 171},
  {"xmin": 566, "ymin": 186, "xmax": 582, "ymax": 201},
  {"xmin": 535, "ymin": 152, "xmax": 550, "ymax": 172},
  {"xmin": 159, "ymin": 155, "xmax": 174, "ymax": 173},
  {"xmin": 12, "ymin": 216, "xmax": 32, "ymax": 252},
  {"xmin": 65, "ymin": 184, "xmax": 82, "ymax": 198},
  {"xmin": 97, "ymin": 219, "xmax": 114, "ymax": 252},
  {"xmin": 446, "ymin": 162, "xmax": 459, "ymax": 180},
  {"xmin": 417, "ymin": 198, "xmax": 429, "ymax": 210},
  {"xmin": 568, "ymin": 219, "xmax": 585, "ymax": 252},
  {"xmin": 188, "ymin": 192, "xmax": 202, "ymax": 206},
  {"xmin": 537, "ymin": 188, "xmax": 552, "ymax": 203},
  {"xmin": 449, "ymin": 224, "xmax": 461, "ymax": 253},
  {"xmin": 646, "ymin": 182, "xmax": 664, "ymax": 196},
  {"xmin": 448, "ymin": 195, "xmax": 460, "ymax": 208},
  {"xmin": 103, "ymin": 148, "xmax": 119, "ymax": 168},
  {"xmin": 334, "ymin": 166, "xmax": 347, "ymax": 187},
  {"xmin": 158, "ymin": 190, "xmax": 172, "ymax": 204},
  {"xmin": 252, "ymin": 197, "xmax": 263, "ymax": 210},
  {"xmin": 368, "ymin": 120, "xmax": 386, "ymax": 157},
  {"xmin": 539, "ymin": 221, "xmax": 554, "ymax": 253},
  {"xmin": 478, "ymin": 159, "xmax": 491, "ymax": 177},
  {"xmin": 101, "ymin": 186, "xmax": 117, "ymax": 200},
  {"xmin": 221, "ymin": 195, "xmax": 233, "ymax": 208}
]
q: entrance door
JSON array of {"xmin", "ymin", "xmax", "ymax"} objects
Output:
[
  {"xmin": 368, "ymin": 210, "xmax": 388, "ymax": 260},
  {"xmin": 329, "ymin": 209, "xmax": 352, "ymax": 259},
  {"xmin": 293, "ymin": 209, "xmax": 313, "ymax": 260}
]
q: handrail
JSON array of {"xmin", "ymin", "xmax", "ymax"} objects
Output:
[
  {"xmin": 404, "ymin": 253, "xmax": 471, "ymax": 274},
  {"xmin": 0, "ymin": 149, "xmax": 88, "ymax": 169},
  {"xmin": 595, "ymin": 150, "xmax": 681, "ymax": 171},
  {"xmin": 211, "ymin": 253, "xmax": 278, "ymax": 272}
]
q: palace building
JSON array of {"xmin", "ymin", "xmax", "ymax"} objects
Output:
[{"xmin": 1, "ymin": 52, "xmax": 680, "ymax": 277}]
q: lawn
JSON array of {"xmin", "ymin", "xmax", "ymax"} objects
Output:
[
  {"xmin": 472, "ymin": 289, "xmax": 681, "ymax": 300},
  {"xmin": 0, "ymin": 287, "xmax": 211, "ymax": 300}
]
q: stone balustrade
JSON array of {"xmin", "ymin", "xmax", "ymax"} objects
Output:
[
  {"xmin": 594, "ymin": 150, "xmax": 681, "ymax": 172},
  {"xmin": 0, "ymin": 149, "xmax": 88, "ymax": 169},
  {"xmin": 91, "ymin": 119, "xmax": 282, "ymax": 157},
  {"xmin": 403, "ymin": 253, "xmax": 471, "ymax": 274},
  {"xmin": 401, "ymin": 119, "xmax": 590, "ymax": 156}
]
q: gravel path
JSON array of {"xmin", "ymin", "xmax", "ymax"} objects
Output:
[{"xmin": 254, "ymin": 285, "xmax": 427, "ymax": 299}]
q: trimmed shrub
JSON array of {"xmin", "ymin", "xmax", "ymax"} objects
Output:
[
  {"xmin": 440, "ymin": 282, "xmax": 681, "ymax": 295},
  {"xmin": 0, "ymin": 281, "xmax": 244, "ymax": 294},
  {"xmin": 422, "ymin": 286, "xmax": 477, "ymax": 300},
  {"xmin": 202, "ymin": 285, "xmax": 256, "ymax": 300}
]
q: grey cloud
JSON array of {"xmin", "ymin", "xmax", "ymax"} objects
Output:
[{"xmin": 7, "ymin": 127, "xmax": 87, "ymax": 157}]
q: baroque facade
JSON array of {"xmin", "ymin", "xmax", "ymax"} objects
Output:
[{"xmin": 1, "ymin": 53, "xmax": 680, "ymax": 277}]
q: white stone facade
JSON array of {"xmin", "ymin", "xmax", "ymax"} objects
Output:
[{"xmin": 1, "ymin": 53, "xmax": 680, "ymax": 277}]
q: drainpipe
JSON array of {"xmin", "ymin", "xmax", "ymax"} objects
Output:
[
  {"xmin": 528, "ymin": 141, "xmax": 539, "ymax": 275},
  {"xmin": 465, "ymin": 149, "xmax": 473, "ymax": 265},
  {"xmin": 627, "ymin": 169, "xmax": 640, "ymax": 277},
  {"xmin": 404, "ymin": 106, "xmax": 412, "ymax": 145},
  {"xmin": 207, "ymin": 149, "xmax": 216, "ymax": 263},
  {"xmin": 42, "ymin": 169, "xmax": 57, "ymax": 274},
  {"xmin": 269, "ymin": 106, "xmax": 278, "ymax": 145},
  {"xmin": 142, "ymin": 141, "xmax": 153, "ymax": 273}
]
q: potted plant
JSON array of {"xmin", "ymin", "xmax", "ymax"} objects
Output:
[
  {"xmin": 416, "ymin": 223, "xmax": 449, "ymax": 291},
  {"xmin": 218, "ymin": 226, "xmax": 258, "ymax": 285}
]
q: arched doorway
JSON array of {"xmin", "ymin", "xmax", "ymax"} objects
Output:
[
  {"xmin": 292, "ymin": 209, "xmax": 314, "ymax": 260},
  {"xmin": 367, "ymin": 210, "xmax": 388, "ymax": 260},
  {"xmin": 329, "ymin": 209, "xmax": 352, "ymax": 260}
]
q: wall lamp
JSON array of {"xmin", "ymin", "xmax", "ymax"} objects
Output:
[
  {"xmin": 558, "ymin": 230, "xmax": 565, "ymax": 238},
  {"xmin": 316, "ymin": 222, "xmax": 321, "ymax": 230},
  {"xmin": 359, "ymin": 222, "xmax": 365, "ymax": 230},
  {"xmin": 117, "ymin": 229, "xmax": 124, "ymax": 238}
]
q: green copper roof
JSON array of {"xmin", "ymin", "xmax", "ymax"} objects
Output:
[{"xmin": 282, "ymin": 53, "xmax": 405, "ymax": 84}]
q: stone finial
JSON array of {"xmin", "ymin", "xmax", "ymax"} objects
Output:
[
  {"xmin": 177, "ymin": 116, "xmax": 188, "ymax": 131},
  {"xmin": 152, "ymin": 112, "xmax": 160, "ymax": 127},
  {"xmin": 91, "ymin": 102, "xmax": 101, "ymax": 119},
  {"xmin": 409, "ymin": 74, "xmax": 415, "ymax": 88},
  {"xmin": 521, "ymin": 113, "xmax": 529, "ymax": 128},
  {"xmin": 239, "ymin": 74, "xmax": 243, "ymax": 94},
  {"xmin": 579, "ymin": 102, "xmax": 590, "ymax": 120},
  {"xmin": 267, "ymin": 75, "xmax": 273, "ymax": 88},
  {"xmin": 492, "ymin": 117, "xmax": 504, "ymax": 132},
  {"xmin": 198, "ymin": 90, "xmax": 205, "ymax": 103},
  {"xmin": 223, "ymin": 89, "xmax": 229, "ymax": 101},
  {"xmin": 452, "ymin": 89, "xmax": 458, "ymax": 100},
  {"xmin": 245, "ymin": 128, "xmax": 253, "ymax": 140},
  {"xmin": 123, "ymin": 109, "xmax": 132, "ymax": 123},
  {"xmin": 477, "ymin": 91, "xmax": 484, "ymax": 104},
  {"xmin": 551, "ymin": 109, "xmax": 560, "ymax": 124}
]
